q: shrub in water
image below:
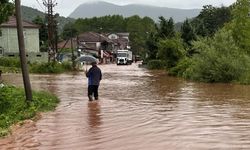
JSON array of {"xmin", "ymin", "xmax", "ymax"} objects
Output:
[
  {"xmin": 183, "ymin": 29, "xmax": 250, "ymax": 83},
  {"xmin": 147, "ymin": 60, "xmax": 165, "ymax": 70},
  {"xmin": 30, "ymin": 62, "xmax": 72, "ymax": 74},
  {"xmin": 169, "ymin": 57, "xmax": 193, "ymax": 77},
  {"xmin": 157, "ymin": 37, "xmax": 185, "ymax": 68},
  {"xmin": 0, "ymin": 57, "xmax": 20, "ymax": 68}
]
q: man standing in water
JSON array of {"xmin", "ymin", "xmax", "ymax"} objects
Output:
[{"xmin": 86, "ymin": 61, "xmax": 102, "ymax": 101}]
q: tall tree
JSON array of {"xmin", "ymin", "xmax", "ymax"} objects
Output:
[
  {"xmin": 138, "ymin": 16, "xmax": 156, "ymax": 56},
  {"xmin": 142, "ymin": 16, "xmax": 156, "ymax": 33},
  {"xmin": 0, "ymin": 0, "xmax": 14, "ymax": 24},
  {"xmin": 167, "ymin": 17, "xmax": 175, "ymax": 38},
  {"xmin": 61, "ymin": 22, "xmax": 78, "ymax": 40},
  {"xmin": 157, "ymin": 37, "xmax": 184, "ymax": 68},
  {"xmin": 73, "ymin": 15, "xmax": 126, "ymax": 33},
  {"xmin": 145, "ymin": 32, "xmax": 158, "ymax": 60},
  {"xmin": 229, "ymin": 0, "xmax": 250, "ymax": 53},
  {"xmin": 32, "ymin": 16, "xmax": 48, "ymax": 52},
  {"xmin": 125, "ymin": 15, "xmax": 155, "ymax": 55},
  {"xmin": 157, "ymin": 16, "xmax": 175, "ymax": 39},
  {"xmin": 126, "ymin": 15, "xmax": 145, "ymax": 55},
  {"xmin": 181, "ymin": 19, "xmax": 196, "ymax": 46},
  {"xmin": 0, "ymin": 0, "xmax": 14, "ymax": 35},
  {"xmin": 192, "ymin": 5, "xmax": 231, "ymax": 37}
]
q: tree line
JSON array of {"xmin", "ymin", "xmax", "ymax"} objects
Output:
[{"xmin": 145, "ymin": 0, "xmax": 250, "ymax": 84}]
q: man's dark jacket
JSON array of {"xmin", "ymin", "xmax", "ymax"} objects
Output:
[{"xmin": 86, "ymin": 65, "xmax": 102, "ymax": 85}]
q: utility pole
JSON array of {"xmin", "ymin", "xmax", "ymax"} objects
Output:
[
  {"xmin": 15, "ymin": 0, "xmax": 33, "ymax": 102},
  {"xmin": 43, "ymin": 0, "xmax": 57, "ymax": 62},
  {"xmin": 71, "ymin": 31, "xmax": 76, "ymax": 69}
]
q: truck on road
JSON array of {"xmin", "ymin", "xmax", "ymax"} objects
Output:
[{"xmin": 116, "ymin": 50, "xmax": 133, "ymax": 65}]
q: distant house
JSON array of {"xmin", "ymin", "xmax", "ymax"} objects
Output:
[
  {"xmin": 77, "ymin": 32, "xmax": 114, "ymax": 63},
  {"xmin": 57, "ymin": 38, "xmax": 99, "ymax": 62},
  {"xmin": 57, "ymin": 32, "xmax": 130, "ymax": 64},
  {"xmin": 107, "ymin": 33, "xmax": 130, "ymax": 51},
  {"xmin": 0, "ymin": 16, "xmax": 47, "ymax": 62},
  {"xmin": 78, "ymin": 32, "xmax": 113, "ymax": 51},
  {"xmin": 117, "ymin": 33, "xmax": 130, "ymax": 40},
  {"xmin": 57, "ymin": 39, "xmax": 77, "ymax": 62}
]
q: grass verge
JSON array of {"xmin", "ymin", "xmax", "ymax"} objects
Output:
[{"xmin": 0, "ymin": 85, "xmax": 59, "ymax": 137}]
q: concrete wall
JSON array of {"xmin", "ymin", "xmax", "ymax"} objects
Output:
[{"xmin": 0, "ymin": 27, "xmax": 40, "ymax": 54}]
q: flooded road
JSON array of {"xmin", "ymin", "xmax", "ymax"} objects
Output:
[{"xmin": 1, "ymin": 63, "xmax": 250, "ymax": 149}]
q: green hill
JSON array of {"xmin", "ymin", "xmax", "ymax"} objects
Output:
[{"xmin": 21, "ymin": 5, "xmax": 74, "ymax": 32}]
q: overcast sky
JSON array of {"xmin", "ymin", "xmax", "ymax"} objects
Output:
[{"xmin": 21, "ymin": 0, "xmax": 237, "ymax": 17}]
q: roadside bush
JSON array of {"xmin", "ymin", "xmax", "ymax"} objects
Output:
[
  {"xmin": 239, "ymin": 70, "xmax": 250, "ymax": 85},
  {"xmin": 183, "ymin": 29, "xmax": 250, "ymax": 83},
  {"xmin": 30, "ymin": 62, "xmax": 61, "ymax": 73},
  {"xmin": 0, "ymin": 58, "xmax": 73, "ymax": 74},
  {"xmin": 0, "ymin": 57, "xmax": 20, "ymax": 68},
  {"xmin": 168, "ymin": 57, "xmax": 192, "ymax": 77},
  {"xmin": 157, "ymin": 37, "xmax": 185, "ymax": 68},
  {"xmin": 238, "ymin": 57, "xmax": 250, "ymax": 84},
  {"xmin": 0, "ymin": 85, "xmax": 59, "ymax": 137},
  {"xmin": 61, "ymin": 62, "xmax": 73, "ymax": 71},
  {"xmin": 30, "ymin": 62, "xmax": 72, "ymax": 74},
  {"xmin": 0, "ymin": 66, "xmax": 20, "ymax": 73},
  {"xmin": 147, "ymin": 60, "xmax": 165, "ymax": 70}
]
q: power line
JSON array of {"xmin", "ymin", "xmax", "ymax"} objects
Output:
[
  {"xmin": 35, "ymin": 0, "xmax": 46, "ymax": 12},
  {"xmin": 53, "ymin": 0, "xmax": 57, "ymax": 4}
]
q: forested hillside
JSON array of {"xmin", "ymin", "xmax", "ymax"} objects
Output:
[
  {"xmin": 69, "ymin": 1, "xmax": 200, "ymax": 22},
  {"xmin": 21, "ymin": 6, "xmax": 74, "ymax": 32}
]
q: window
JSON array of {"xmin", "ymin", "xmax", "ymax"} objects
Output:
[
  {"xmin": 117, "ymin": 53, "xmax": 127, "ymax": 57},
  {"xmin": 0, "ymin": 47, "xmax": 3, "ymax": 55},
  {"xmin": 110, "ymin": 34, "xmax": 118, "ymax": 40}
]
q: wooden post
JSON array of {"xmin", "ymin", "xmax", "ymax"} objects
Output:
[
  {"xmin": 15, "ymin": 0, "xmax": 33, "ymax": 101},
  {"xmin": 71, "ymin": 37, "xmax": 76, "ymax": 69}
]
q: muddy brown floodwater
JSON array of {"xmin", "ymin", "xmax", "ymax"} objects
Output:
[{"xmin": 1, "ymin": 63, "xmax": 250, "ymax": 150}]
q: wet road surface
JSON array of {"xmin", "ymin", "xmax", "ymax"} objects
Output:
[{"xmin": 1, "ymin": 63, "xmax": 250, "ymax": 149}]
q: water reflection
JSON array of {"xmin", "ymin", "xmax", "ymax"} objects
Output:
[{"xmin": 87, "ymin": 102, "xmax": 102, "ymax": 130}]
